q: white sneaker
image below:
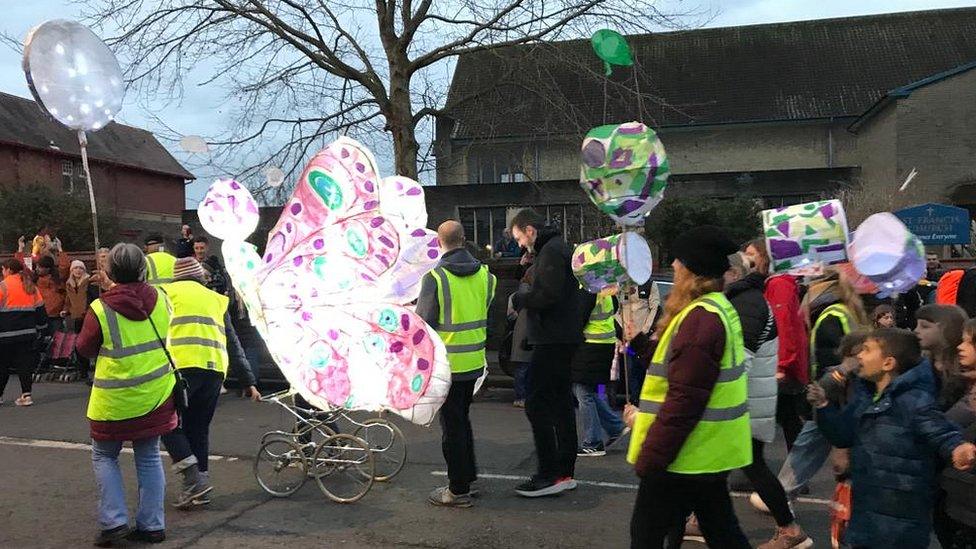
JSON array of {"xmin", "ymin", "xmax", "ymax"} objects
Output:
[{"xmin": 750, "ymin": 491, "xmax": 771, "ymax": 514}]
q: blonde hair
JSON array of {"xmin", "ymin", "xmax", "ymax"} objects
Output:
[
  {"xmin": 727, "ymin": 252, "xmax": 754, "ymax": 281},
  {"xmin": 656, "ymin": 273, "xmax": 724, "ymax": 334}
]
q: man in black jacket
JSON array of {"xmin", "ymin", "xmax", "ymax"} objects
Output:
[{"xmin": 509, "ymin": 209, "xmax": 583, "ymax": 497}]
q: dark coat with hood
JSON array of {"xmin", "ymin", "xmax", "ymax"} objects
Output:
[
  {"xmin": 570, "ymin": 289, "xmax": 619, "ymax": 386},
  {"xmin": 416, "ymin": 247, "xmax": 492, "ymax": 380},
  {"xmin": 817, "ymin": 360, "xmax": 964, "ymax": 548},
  {"xmin": 76, "ymin": 282, "xmax": 178, "ymax": 441},
  {"xmin": 511, "ymin": 227, "xmax": 582, "ymax": 346}
]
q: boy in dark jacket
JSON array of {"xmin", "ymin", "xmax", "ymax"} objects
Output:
[{"xmin": 810, "ymin": 328, "xmax": 976, "ymax": 548}]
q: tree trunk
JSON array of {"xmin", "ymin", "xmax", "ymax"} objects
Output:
[{"xmin": 387, "ymin": 68, "xmax": 420, "ymax": 180}]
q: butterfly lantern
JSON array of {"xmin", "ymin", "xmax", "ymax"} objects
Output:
[{"xmin": 198, "ymin": 137, "xmax": 451, "ymax": 425}]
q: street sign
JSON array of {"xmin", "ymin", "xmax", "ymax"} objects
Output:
[{"xmin": 894, "ymin": 203, "xmax": 971, "ymax": 245}]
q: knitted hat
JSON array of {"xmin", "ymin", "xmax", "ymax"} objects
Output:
[
  {"xmin": 173, "ymin": 257, "xmax": 205, "ymax": 282},
  {"xmin": 672, "ymin": 225, "xmax": 739, "ymax": 279},
  {"xmin": 144, "ymin": 233, "xmax": 164, "ymax": 246},
  {"xmin": 70, "ymin": 260, "xmax": 86, "ymax": 271}
]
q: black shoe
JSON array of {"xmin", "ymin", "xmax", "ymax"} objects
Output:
[
  {"xmin": 514, "ymin": 476, "xmax": 575, "ymax": 497},
  {"xmin": 94, "ymin": 525, "xmax": 131, "ymax": 547},
  {"xmin": 127, "ymin": 529, "xmax": 166, "ymax": 544}
]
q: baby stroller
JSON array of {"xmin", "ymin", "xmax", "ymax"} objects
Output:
[{"xmin": 34, "ymin": 323, "xmax": 84, "ymax": 382}]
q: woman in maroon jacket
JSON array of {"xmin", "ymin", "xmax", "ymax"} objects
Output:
[
  {"xmin": 77, "ymin": 244, "xmax": 177, "ymax": 546},
  {"xmin": 625, "ymin": 226, "xmax": 750, "ymax": 549}
]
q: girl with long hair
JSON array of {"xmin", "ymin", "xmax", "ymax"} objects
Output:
[
  {"xmin": 915, "ymin": 304, "xmax": 968, "ymax": 410},
  {"xmin": 625, "ymin": 226, "xmax": 752, "ymax": 548}
]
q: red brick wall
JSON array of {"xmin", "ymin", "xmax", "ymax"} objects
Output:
[{"xmin": 0, "ymin": 143, "xmax": 185, "ymax": 215}]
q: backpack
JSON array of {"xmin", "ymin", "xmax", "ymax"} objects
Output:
[{"xmin": 937, "ymin": 270, "xmax": 965, "ymax": 305}]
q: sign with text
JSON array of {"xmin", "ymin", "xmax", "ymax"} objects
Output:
[{"xmin": 894, "ymin": 203, "xmax": 971, "ymax": 245}]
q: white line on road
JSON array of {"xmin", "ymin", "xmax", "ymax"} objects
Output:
[
  {"xmin": 430, "ymin": 471, "xmax": 831, "ymax": 506},
  {"xmin": 0, "ymin": 436, "xmax": 239, "ymax": 462}
]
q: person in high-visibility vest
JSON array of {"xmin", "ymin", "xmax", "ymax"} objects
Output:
[
  {"xmin": 770, "ymin": 271, "xmax": 867, "ymax": 507},
  {"xmin": 160, "ymin": 257, "xmax": 259, "ymax": 510},
  {"xmin": 416, "ymin": 220, "xmax": 496, "ymax": 508},
  {"xmin": 75, "ymin": 243, "xmax": 180, "ymax": 546},
  {"xmin": 623, "ymin": 226, "xmax": 751, "ymax": 548},
  {"xmin": 572, "ymin": 287, "xmax": 627, "ymax": 457},
  {"xmin": 0, "ymin": 258, "xmax": 47, "ymax": 407},
  {"xmin": 143, "ymin": 234, "xmax": 176, "ymax": 286}
]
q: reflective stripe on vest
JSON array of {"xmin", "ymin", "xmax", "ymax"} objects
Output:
[
  {"xmin": 87, "ymin": 292, "xmax": 175, "ymax": 422},
  {"xmin": 162, "ymin": 280, "xmax": 230, "ymax": 375},
  {"xmin": 583, "ymin": 294, "xmax": 616, "ymax": 344},
  {"xmin": 626, "ymin": 292, "xmax": 752, "ymax": 473},
  {"xmin": 810, "ymin": 303, "xmax": 853, "ymax": 378},
  {"xmin": 432, "ymin": 265, "xmax": 495, "ymax": 375},
  {"xmin": 146, "ymin": 252, "xmax": 176, "ymax": 286}
]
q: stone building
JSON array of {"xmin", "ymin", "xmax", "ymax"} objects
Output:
[
  {"xmin": 0, "ymin": 92, "xmax": 194, "ymax": 244},
  {"xmin": 430, "ymin": 8, "xmax": 976, "ymax": 249}
]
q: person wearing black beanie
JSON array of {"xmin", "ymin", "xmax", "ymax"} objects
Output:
[{"xmin": 625, "ymin": 225, "xmax": 752, "ymax": 549}]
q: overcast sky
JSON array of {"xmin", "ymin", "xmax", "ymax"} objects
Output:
[{"xmin": 2, "ymin": 0, "xmax": 975, "ymax": 207}]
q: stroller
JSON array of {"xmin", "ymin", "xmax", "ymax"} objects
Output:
[{"xmin": 33, "ymin": 322, "xmax": 85, "ymax": 383}]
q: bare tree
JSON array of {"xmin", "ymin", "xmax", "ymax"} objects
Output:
[{"xmin": 80, "ymin": 0, "xmax": 693, "ymax": 199}]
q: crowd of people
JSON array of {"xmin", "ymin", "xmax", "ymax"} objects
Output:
[
  {"xmin": 0, "ymin": 225, "xmax": 260, "ymax": 546},
  {"xmin": 428, "ymin": 209, "xmax": 976, "ymax": 549},
  {"xmin": 4, "ymin": 213, "xmax": 976, "ymax": 547}
]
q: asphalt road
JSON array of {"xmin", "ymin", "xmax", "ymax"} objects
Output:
[{"xmin": 0, "ymin": 382, "xmax": 835, "ymax": 548}]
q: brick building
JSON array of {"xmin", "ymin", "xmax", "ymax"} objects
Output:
[
  {"xmin": 431, "ymin": 8, "xmax": 976, "ymax": 249},
  {"xmin": 0, "ymin": 92, "xmax": 194, "ymax": 245}
]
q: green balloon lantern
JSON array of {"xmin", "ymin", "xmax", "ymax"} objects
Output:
[{"xmin": 591, "ymin": 29, "xmax": 634, "ymax": 75}]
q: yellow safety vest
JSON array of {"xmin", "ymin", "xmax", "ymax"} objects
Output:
[
  {"xmin": 583, "ymin": 294, "xmax": 616, "ymax": 344},
  {"xmin": 810, "ymin": 303, "xmax": 853, "ymax": 379},
  {"xmin": 431, "ymin": 265, "xmax": 496, "ymax": 377},
  {"xmin": 145, "ymin": 252, "xmax": 176, "ymax": 286},
  {"xmin": 627, "ymin": 292, "xmax": 752, "ymax": 473},
  {"xmin": 162, "ymin": 280, "xmax": 230, "ymax": 376},
  {"xmin": 87, "ymin": 291, "xmax": 175, "ymax": 422}
]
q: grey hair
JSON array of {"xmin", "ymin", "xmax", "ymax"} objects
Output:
[
  {"xmin": 727, "ymin": 251, "xmax": 755, "ymax": 280},
  {"xmin": 107, "ymin": 243, "xmax": 147, "ymax": 284}
]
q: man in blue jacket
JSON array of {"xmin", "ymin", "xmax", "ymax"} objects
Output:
[{"xmin": 810, "ymin": 328, "xmax": 976, "ymax": 548}]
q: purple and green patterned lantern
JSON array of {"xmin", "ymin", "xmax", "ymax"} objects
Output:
[
  {"xmin": 572, "ymin": 232, "xmax": 652, "ymax": 293},
  {"xmin": 579, "ymin": 122, "xmax": 669, "ymax": 227},
  {"xmin": 762, "ymin": 199, "xmax": 849, "ymax": 274}
]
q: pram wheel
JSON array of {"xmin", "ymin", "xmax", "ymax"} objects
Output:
[
  {"xmin": 353, "ymin": 417, "xmax": 406, "ymax": 481},
  {"xmin": 254, "ymin": 437, "xmax": 307, "ymax": 497},
  {"xmin": 312, "ymin": 434, "xmax": 373, "ymax": 504}
]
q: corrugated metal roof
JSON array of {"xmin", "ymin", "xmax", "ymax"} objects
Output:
[
  {"xmin": 0, "ymin": 91, "xmax": 194, "ymax": 180},
  {"xmin": 443, "ymin": 7, "xmax": 976, "ymax": 140}
]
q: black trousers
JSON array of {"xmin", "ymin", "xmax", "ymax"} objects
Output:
[
  {"xmin": 526, "ymin": 343, "xmax": 578, "ymax": 481},
  {"xmin": 440, "ymin": 378, "xmax": 477, "ymax": 494},
  {"xmin": 162, "ymin": 369, "xmax": 223, "ymax": 473},
  {"xmin": 0, "ymin": 342, "xmax": 37, "ymax": 395},
  {"xmin": 632, "ymin": 472, "xmax": 750, "ymax": 549},
  {"xmin": 742, "ymin": 439, "xmax": 794, "ymax": 527},
  {"xmin": 776, "ymin": 390, "xmax": 806, "ymax": 451}
]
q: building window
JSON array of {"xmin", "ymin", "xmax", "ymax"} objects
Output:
[
  {"xmin": 467, "ymin": 145, "xmax": 533, "ymax": 184},
  {"xmin": 61, "ymin": 160, "xmax": 73, "ymax": 193}
]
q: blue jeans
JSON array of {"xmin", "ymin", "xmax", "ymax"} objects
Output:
[
  {"xmin": 513, "ymin": 362, "xmax": 529, "ymax": 401},
  {"xmin": 776, "ymin": 420, "xmax": 831, "ymax": 498},
  {"xmin": 573, "ymin": 382, "xmax": 625, "ymax": 449},
  {"xmin": 92, "ymin": 437, "xmax": 165, "ymax": 532}
]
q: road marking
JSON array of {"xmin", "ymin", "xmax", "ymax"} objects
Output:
[
  {"xmin": 430, "ymin": 471, "xmax": 831, "ymax": 506},
  {"xmin": 0, "ymin": 436, "xmax": 239, "ymax": 462}
]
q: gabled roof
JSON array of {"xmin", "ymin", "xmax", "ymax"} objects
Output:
[
  {"xmin": 850, "ymin": 60, "xmax": 976, "ymax": 130},
  {"xmin": 443, "ymin": 7, "xmax": 976, "ymax": 141},
  {"xmin": 0, "ymin": 92, "xmax": 194, "ymax": 180}
]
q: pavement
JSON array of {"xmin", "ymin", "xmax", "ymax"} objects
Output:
[{"xmin": 0, "ymin": 381, "xmax": 836, "ymax": 548}]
